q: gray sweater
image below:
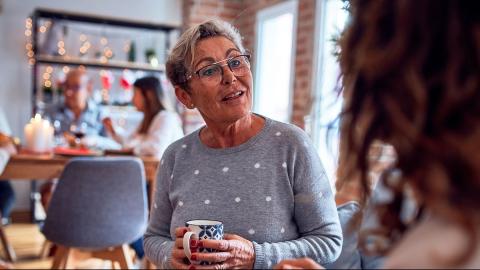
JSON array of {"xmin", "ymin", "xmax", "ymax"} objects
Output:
[{"xmin": 144, "ymin": 116, "xmax": 342, "ymax": 269}]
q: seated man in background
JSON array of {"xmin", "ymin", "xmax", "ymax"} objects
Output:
[
  {"xmin": 46, "ymin": 68, "xmax": 119, "ymax": 150},
  {"xmin": 42, "ymin": 68, "xmax": 119, "ymax": 210}
]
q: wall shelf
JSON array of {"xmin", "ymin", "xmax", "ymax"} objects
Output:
[
  {"xmin": 30, "ymin": 8, "xmax": 180, "ymax": 114},
  {"xmin": 36, "ymin": 55, "xmax": 165, "ymax": 72}
]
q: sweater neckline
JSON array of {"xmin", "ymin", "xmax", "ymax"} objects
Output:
[{"xmin": 194, "ymin": 114, "xmax": 272, "ymax": 155}]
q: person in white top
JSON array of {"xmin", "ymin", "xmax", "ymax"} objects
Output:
[
  {"xmin": 103, "ymin": 76, "xmax": 183, "ymax": 261},
  {"xmin": 103, "ymin": 76, "xmax": 184, "ymax": 159},
  {"xmin": 274, "ymin": 0, "xmax": 480, "ymax": 269}
]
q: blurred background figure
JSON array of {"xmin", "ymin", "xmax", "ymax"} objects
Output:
[
  {"xmin": 46, "ymin": 68, "xmax": 119, "ymax": 150},
  {"xmin": 102, "ymin": 76, "xmax": 183, "ymax": 262},
  {"xmin": 103, "ymin": 76, "xmax": 183, "ymax": 159},
  {"xmin": 0, "ymin": 108, "xmax": 16, "ymax": 226},
  {"xmin": 275, "ymin": 0, "xmax": 480, "ymax": 269}
]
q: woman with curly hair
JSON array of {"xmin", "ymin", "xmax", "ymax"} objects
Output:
[{"xmin": 275, "ymin": 0, "xmax": 480, "ymax": 268}]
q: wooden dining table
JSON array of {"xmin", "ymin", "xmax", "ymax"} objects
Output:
[
  {"xmin": 0, "ymin": 153, "xmax": 160, "ymax": 184},
  {"xmin": 0, "ymin": 152, "xmax": 161, "ymax": 207}
]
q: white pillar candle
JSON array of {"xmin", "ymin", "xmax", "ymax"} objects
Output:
[{"xmin": 24, "ymin": 114, "xmax": 53, "ymax": 153}]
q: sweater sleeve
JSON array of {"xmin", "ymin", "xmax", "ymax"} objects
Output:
[
  {"xmin": 143, "ymin": 149, "xmax": 175, "ymax": 268},
  {"xmin": 252, "ymin": 133, "xmax": 343, "ymax": 269}
]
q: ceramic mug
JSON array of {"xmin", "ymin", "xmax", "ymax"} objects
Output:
[{"xmin": 183, "ymin": 219, "xmax": 224, "ymax": 265}]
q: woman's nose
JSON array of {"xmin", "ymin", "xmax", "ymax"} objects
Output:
[{"xmin": 221, "ymin": 65, "xmax": 236, "ymax": 85}]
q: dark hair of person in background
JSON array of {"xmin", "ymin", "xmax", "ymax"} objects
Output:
[
  {"xmin": 133, "ymin": 76, "xmax": 166, "ymax": 134},
  {"xmin": 336, "ymin": 0, "xmax": 480, "ymax": 265}
]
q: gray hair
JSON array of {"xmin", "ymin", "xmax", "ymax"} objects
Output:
[{"xmin": 166, "ymin": 19, "xmax": 246, "ymax": 90}]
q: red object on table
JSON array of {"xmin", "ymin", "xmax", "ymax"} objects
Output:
[{"xmin": 53, "ymin": 147, "xmax": 98, "ymax": 156}]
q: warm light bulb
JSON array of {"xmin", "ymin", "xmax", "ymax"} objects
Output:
[
  {"xmin": 39, "ymin": 26, "xmax": 47, "ymax": 33},
  {"xmin": 46, "ymin": 66, "xmax": 53, "ymax": 73},
  {"xmin": 100, "ymin": 37, "xmax": 108, "ymax": 46},
  {"xmin": 62, "ymin": 66, "xmax": 70, "ymax": 73}
]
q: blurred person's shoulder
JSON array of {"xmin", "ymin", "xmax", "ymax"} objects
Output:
[{"xmin": 384, "ymin": 214, "xmax": 480, "ymax": 268}]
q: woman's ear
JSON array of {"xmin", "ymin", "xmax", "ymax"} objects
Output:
[{"xmin": 174, "ymin": 86, "xmax": 195, "ymax": 109}]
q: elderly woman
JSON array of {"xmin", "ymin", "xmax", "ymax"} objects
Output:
[{"xmin": 144, "ymin": 19, "xmax": 342, "ymax": 269}]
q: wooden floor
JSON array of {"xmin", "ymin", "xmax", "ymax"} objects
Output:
[{"xmin": 0, "ymin": 223, "xmax": 115, "ymax": 269}]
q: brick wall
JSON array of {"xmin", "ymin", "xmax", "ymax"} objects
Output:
[{"xmin": 180, "ymin": 0, "xmax": 317, "ymax": 130}]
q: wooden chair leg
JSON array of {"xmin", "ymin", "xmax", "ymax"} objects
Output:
[
  {"xmin": 115, "ymin": 245, "xmax": 134, "ymax": 269},
  {"xmin": 63, "ymin": 248, "xmax": 75, "ymax": 269},
  {"xmin": 40, "ymin": 240, "xmax": 53, "ymax": 258},
  {"xmin": 145, "ymin": 259, "xmax": 155, "ymax": 269},
  {"xmin": 51, "ymin": 245, "xmax": 70, "ymax": 269},
  {"xmin": 0, "ymin": 224, "xmax": 16, "ymax": 262}
]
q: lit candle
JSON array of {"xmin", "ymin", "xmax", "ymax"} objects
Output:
[{"xmin": 24, "ymin": 114, "xmax": 53, "ymax": 153}]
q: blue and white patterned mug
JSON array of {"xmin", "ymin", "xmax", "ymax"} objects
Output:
[{"xmin": 183, "ymin": 219, "xmax": 224, "ymax": 265}]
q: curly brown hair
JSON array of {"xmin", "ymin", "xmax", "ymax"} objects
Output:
[{"xmin": 337, "ymin": 0, "xmax": 480, "ymax": 264}]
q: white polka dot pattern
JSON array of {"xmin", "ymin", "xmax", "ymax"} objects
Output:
[
  {"xmin": 204, "ymin": 200, "xmax": 210, "ymax": 205},
  {"xmin": 276, "ymin": 132, "xmax": 281, "ymax": 136},
  {"xmin": 178, "ymin": 201, "xmax": 184, "ymax": 206},
  {"xmin": 281, "ymin": 227, "xmax": 285, "ymax": 233},
  {"xmin": 235, "ymin": 197, "xmax": 241, "ymax": 202},
  {"xmin": 266, "ymin": 196, "xmax": 272, "ymax": 202},
  {"xmin": 248, "ymin": 229, "xmax": 255, "ymax": 235},
  {"xmin": 222, "ymin": 167, "xmax": 229, "ymax": 172},
  {"xmin": 182, "ymin": 144, "xmax": 187, "ymax": 148},
  {"xmin": 254, "ymin": 163, "xmax": 260, "ymax": 168},
  {"xmin": 282, "ymin": 162, "xmax": 287, "ymax": 168},
  {"xmin": 194, "ymin": 170, "xmax": 199, "ymax": 175}
]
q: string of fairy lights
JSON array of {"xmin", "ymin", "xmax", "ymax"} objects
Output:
[
  {"xmin": 24, "ymin": 17, "xmax": 135, "ymax": 64},
  {"xmin": 23, "ymin": 17, "xmax": 144, "ymax": 92}
]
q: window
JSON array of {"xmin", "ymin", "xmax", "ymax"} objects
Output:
[
  {"xmin": 311, "ymin": 0, "xmax": 349, "ymax": 185},
  {"xmin": 253, "ymin": 0, "xmax": 297, "ymax": 123}
]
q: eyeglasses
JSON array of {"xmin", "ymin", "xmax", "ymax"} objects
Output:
[{"xmin": 186, "ymin": 54, "xmax": 251, "ymax": 86}]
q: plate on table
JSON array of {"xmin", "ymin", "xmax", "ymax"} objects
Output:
[{"xmin": 54, "ymin": 147, "xmax": 103, "ymax": 157}]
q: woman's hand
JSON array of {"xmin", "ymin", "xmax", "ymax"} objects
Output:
[
  {"xmin": 171, "ymin": 227, "xmax": 192, "ymax": 269},
  {"xmin": 102, "ymin": 117, "xmax": 115, "ymax": 136},
  {"xmin": 190, "ymin": 233, "xmax": 255, "ymax": 269},
  {"xmin": 273, "ymin": 258, "xmax": 323, "ymax": 270},
  {"xmin": 0, "ymin": 142, "xmax": 16, "ymax": 156}
]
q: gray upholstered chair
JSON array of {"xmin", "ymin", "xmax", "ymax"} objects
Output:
[{"xmin": 42, "ymin": 157, "xmax": 148, "ymax": 269}]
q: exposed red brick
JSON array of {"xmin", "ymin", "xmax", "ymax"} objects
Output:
[{"xmin": 181, "ymin": 0, "xmax": 317, "ymax": 128}]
